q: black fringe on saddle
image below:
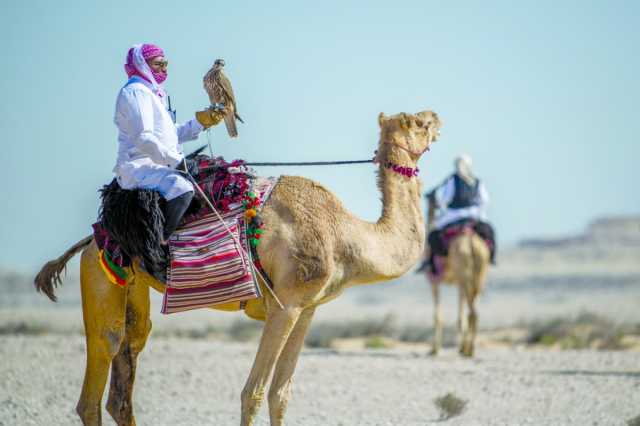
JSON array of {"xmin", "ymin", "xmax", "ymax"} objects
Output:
[
  {"xmin": 98, "ymin": 179, "xmax": 168, "ymax": 278},
  {"xmin": 96, "ymin": 153, "xmax": 207, "ymax": 279}
]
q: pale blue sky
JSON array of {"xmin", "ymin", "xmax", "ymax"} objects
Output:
[{"xmin": 1, "ymin": 1, "xmax": 638, "ymax": 270}]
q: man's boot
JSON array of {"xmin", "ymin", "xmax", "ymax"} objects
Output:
[{"xmin": 163, "ymin": 191, "xmax": 195, "ymax": 243}]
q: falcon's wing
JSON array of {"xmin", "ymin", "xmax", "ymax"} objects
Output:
[
  {"xmin": 217, "ymin": 70, "xmax": 237, "ymax": 109},
  {"xmin": 202, "ymin": 68, "xmax": 218, "ymax": 104}
]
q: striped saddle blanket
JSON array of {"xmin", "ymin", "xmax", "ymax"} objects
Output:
[{"xmin": 162, "ymin": 177, "xmax": 277, "ymax": 314}]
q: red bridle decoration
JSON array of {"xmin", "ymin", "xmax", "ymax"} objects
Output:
[{"xmin": 385, "ymin": 161, "xmax": 419, "ymax": 177}]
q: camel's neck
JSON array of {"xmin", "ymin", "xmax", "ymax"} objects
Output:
[{"xmin": 348, "ymin": 141, "xmax": 425, "ymax": 283}]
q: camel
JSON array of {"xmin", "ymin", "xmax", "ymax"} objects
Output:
[
  {"xmin": 35, "ymin": 110, "xmax": 441, "ymax": 426},
  {"xmin": 424, "ymin": 196, "xmax": 490, "ymax": 357}
]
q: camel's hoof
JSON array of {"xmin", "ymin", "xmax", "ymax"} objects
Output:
[
  {"xmin": 459, "ymin": 347, "xmax": 474, "ymax": 358},
  {"xmin": 458, "ymin": 347, "xmax": 467, "ymax": 356},
  {"xmin": 429, "ymin": 348, "xmax": 439, "ymax": 357}
]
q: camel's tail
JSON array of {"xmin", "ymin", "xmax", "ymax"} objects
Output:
[{"xmin": 34, "ymin": 236, "xmax": 93, "ymax": 302}]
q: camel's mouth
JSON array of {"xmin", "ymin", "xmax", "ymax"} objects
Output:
[{"xmin": 418, "ymin": 111, "xmax": 442, "ymax": 148}]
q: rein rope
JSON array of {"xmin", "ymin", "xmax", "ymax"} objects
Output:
[
  {"xmin": 196, "ymin": 136, "xmax": 426, "ymax": 169},
  {"xmin": 244, "ymin": 159, "xmax": 374, "ymax": 166}
]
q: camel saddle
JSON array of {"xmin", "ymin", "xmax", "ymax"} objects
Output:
[
  {"xmin": 424, "ymin": 219, "xmax": 495, "ymax": 281},
  {"xmin": 92, "ymin": 155, "xmax": 277, "ymax": 313}
]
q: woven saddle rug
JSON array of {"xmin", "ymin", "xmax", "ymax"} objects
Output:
[
  {"xmin": 163, "ymin": 175, "xmax": 276, "ymax": 314},
  {"xmin": 92, "ymin": 155, "xmax": 277, "ymax": 314}
]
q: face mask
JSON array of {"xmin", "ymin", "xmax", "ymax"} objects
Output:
[{"xmin": 153, "ymin": 70, "xmax": 167, "ymax": 84}]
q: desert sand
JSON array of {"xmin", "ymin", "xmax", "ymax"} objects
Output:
[
  {"xmin": 2, "ymin": 334, "xmax": 640, "ymax": 426},
  {"xmin": 1, "ymin": 217, "xmax": 640, "ymax": 425}
]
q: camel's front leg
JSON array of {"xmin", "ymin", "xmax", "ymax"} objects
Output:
[
  {"xmin": 241, "ymin": 306, "xmax": 302, "ymax": 426},
  {"xmin": 430, "ymin": 281, "xmax": 442, "ymax": 355},
  {"xmin": 268, "ymin": 307, "xmax": 316, "ymax": 426},
  {"xmin": 77, "ymin": 245, "xmax": 127, "ymax": 425},
  {"xmin": 106, "ymin": 274, "xmax": 151, "ymax": 426}
]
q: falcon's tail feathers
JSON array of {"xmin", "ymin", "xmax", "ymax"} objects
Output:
[
  {"xmin": 235, "ymin": 112, "xmax": 244, "ymax": 124},
  {"xmin": 224, "ymin": 114, "xmax": 238, "ymax": 138}
]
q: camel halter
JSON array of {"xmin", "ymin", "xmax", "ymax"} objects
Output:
[
  {"xmin": 383, "ymin": 137, "xmax": 430, "ymax": 156},
  {"xmin": 369, "ymin": 137, "xmax": 429, "ymax": 178}
]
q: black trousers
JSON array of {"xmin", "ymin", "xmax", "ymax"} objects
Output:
[
  {"xmin": 428, "ymin": 220, "xmax": 496, "ymax": 262},
  {"xmin": 163, "ymin": 191, "xmax": 195, "ymax": 240}
]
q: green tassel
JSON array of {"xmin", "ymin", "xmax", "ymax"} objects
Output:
[{"xmin": 103, "ymin": 251, "xmax": 127, "ymax": 280}]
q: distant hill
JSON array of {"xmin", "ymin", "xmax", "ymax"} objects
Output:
[
  {"xmin": 518, "ymin": 215, "xmax": 640, "ymax": 249},
  {"xmin": 494, "ymin": 215, "xmax": 640, "ymax": 281}
]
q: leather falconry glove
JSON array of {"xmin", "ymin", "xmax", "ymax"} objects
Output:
[{"xmin": 195, "ymin": 108, "xmax": 226, "ymax": 129}]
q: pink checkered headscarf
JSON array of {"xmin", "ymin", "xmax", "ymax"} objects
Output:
[{"xmin": 124, "ymin": 43, "xmax": 167, "ymax": 97}]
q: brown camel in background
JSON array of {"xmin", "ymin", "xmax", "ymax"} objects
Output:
[
  {"xmin": 424, "ymin": 197, "xmax": 490, "ymax": 357},
  {"xmin": 35, "ymin": 110, "xmax": 441, "ymax": 426}
]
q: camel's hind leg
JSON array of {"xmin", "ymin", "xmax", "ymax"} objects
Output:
[
  {"xmin": 77, "ymin": 244, "xmax": 127, "ymax": 425},
  {"xmin": 106, "ymin": 271, "xmax": 151, "ymax": 426},
  {"xmin": 457, "ymin": 286, "xmax": 468, "ymax": 354},
  {"xmin": 460, "ymin": 235, "xmax": 489, "ymax": 357},
  {"xmin": 459, "ymin": 284, "xmax": 479, "ymax": 358},
  {"xmin": 461, "ymin": 288, "xmax": 479, "ymax": 357},
  {"xmin": 241, "ymin": 304, "xmax": 302, "ymax": 426},
  {"xmin": 429, "ymin": 281, "xmax": 442, "ymax": 355},
  {"xmin": 268, "ymin": 307, "xmax": 316, "ymax": 426}
]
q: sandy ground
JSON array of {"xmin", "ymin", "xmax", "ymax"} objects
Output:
[
  {"xmin": 2, "ymin": 230, "xmax": 640, "ymax": 425},
  {"xmin": 1, "ymin": 335, "xmax": 639, "ymax": 426}
]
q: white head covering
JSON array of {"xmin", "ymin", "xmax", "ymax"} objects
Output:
[
  {"xmin": 128, "ymin": 44, "xmax": 167, "ymax": 99},
  {"xmin": 454, "ymin": 154, "xmax": 476, "ymax": 186}
]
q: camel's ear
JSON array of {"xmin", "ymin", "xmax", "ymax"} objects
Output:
[
  {"xmin": 378, "ymin": 112, "xmax": 386, "ymax": 128},
  {"xmin": 399, "ymin": 113, "xmax": 410, "ymax": 130}
]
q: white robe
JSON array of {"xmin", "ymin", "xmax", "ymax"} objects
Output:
[
  {"xmin": 433, "ymin": 175, "xmax": 489, "ymax": 230},
  {"xmin": 113, "ymin": 76, "xmax": 203, "ymax": 200}
]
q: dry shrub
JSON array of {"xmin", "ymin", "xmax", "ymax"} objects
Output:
[
  {"xmin": 228, "ymin": 319, "xmax": 263, "ymax": 342},
  {"xmin": 0, "ymin": 321, "xmax": 51, "ymax": 335},
  {"xmin": 526, "ymin": 311, "xmax": 634, "ymax": 350},
  {"xmin": 305, "ymin": 314, "xmax": 397, "ymax": 348},
  {"xmin": 628, "ymin": 414, "xmax": 640, "ymax": 426},
  {"xmin": 364, "ymin": 336, "xmax": 392, "ymax": 349},
  {"xmin": 434, "ymin": 392, "xmax": 468, "ymax": 420},
  {"xmin": 304, "ymin": 314, "xmax": 463, "ymax": 348}
]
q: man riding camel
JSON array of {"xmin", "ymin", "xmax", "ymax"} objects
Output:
[
  {"xmin": 113, "ymin": 43, "xmax": 225, "ymax": 244},
  {"xmin": 421, "ymin": 154, "xmax": 496, "ymax": 273}
]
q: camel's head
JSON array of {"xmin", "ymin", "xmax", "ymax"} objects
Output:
[{"xmin": 377, "ymin": 111, "xmax": 441, "ymax": 161}]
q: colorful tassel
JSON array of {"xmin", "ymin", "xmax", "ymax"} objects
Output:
[{"xmin": 98, "ymin": 250, "xmax": 127, "ymax": 287}]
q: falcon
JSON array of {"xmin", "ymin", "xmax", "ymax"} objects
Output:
[{"xmin": 203, "ymin": 58, "xmax": 244, "ymax": 138}]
